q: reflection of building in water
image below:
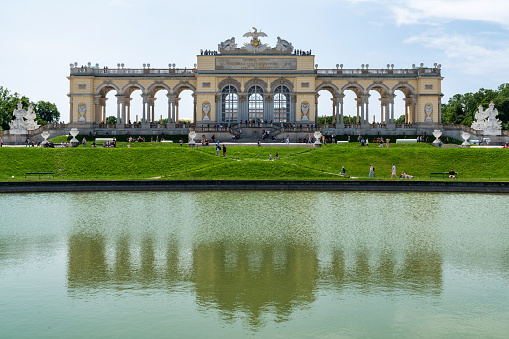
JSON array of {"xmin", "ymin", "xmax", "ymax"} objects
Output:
[
  {"xmin": 67, "ymin": 233, "xmax": 443, "ymax": 322},
  {"xmin": 191, "ymin": 242, "xmax": 318, "ymax": 327}
]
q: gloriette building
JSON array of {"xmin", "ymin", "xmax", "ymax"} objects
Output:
[{"xmin": 68, "ymin": 28, "xmax": 443, "ymax": 128}]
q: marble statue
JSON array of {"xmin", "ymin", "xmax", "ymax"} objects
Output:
[
  {"xmin": 8, "ymin": 101, "xmax": 40, "ymax": 134},
  {"xmin": 471, "ymin": 102, "xmax": 502, "ymax": 136},
  {"xmin": 276, "ymin": 37, "xmax": 293, "ymax": 52},
  {"xmin": 218, "ymin": 37, "xmax": 237, "ymax": 51}
]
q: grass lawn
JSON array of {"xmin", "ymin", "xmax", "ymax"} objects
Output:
[{"xmin": 0, "ymin": 142, "xmax": 508, "ymax": 181}]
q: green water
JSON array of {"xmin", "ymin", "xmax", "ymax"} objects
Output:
[{"xmin": 1, "ymin": 191, "xmax": 508, "ymax": 338}]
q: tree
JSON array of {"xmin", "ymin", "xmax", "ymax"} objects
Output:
[
  {"xmin": 35, "ymin": 101, "xmax": 60, "ymax": 124},
  {"xmin": 394, "ymin": 115, "xmax": 405, "ymax": 124},
  {"xmin": 0, "ymin": 86, "xmax": 30, "ymax": 130},
  {"xmin": 106, "ymin": 116, "xmax": 117, "ymax": 124},
  {"xmin": 441, "ymin": 84, "xmax": 509, "ymax": 130}
]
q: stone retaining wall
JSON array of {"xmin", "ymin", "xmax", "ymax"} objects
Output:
[{"xmin": 1, "ymin": 180, "xmax": 508, "ymax": 194}]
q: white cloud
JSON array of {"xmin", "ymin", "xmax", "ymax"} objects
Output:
[
  {"xmin": 347, "ymin": 0, "xmax": 509, "ymax": 27},
  {"xmin": 405, "ymin": 32, "xmax": 509, "ymax": 78}
]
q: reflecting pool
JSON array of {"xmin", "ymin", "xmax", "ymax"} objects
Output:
[{"xmin": 1, "ymin": 191, "xmax": 508, "ymax": 337}]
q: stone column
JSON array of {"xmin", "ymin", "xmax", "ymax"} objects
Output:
[
  {"xmin": 167, "ymin": 94, "xmax": 176, "ymax": 122},
  {"xmin": 356, "ymin": 98, "xmax": 361, "ymax": 123},
  {"xmin": 215, "ymin": 94, "xmax": 221, "ymax": 122},
  {"xmin": 361, "ymin": 95, "xmax": 370, "ymax": 124},
  {"xmin": 338, "ymin": 94, "xmax": 345, "ymax": 124},
  {"xmin": 290, "ymin": 94, "xmax": 297, "ymax": 123},
  {"xmin": 94, "ymin": 97, "xmax": 100, "ymax": 123},
  {"xmin": 265, "ymin": 96, "xmax": 272, "ymax": 122},
  {"xmin": 238, "ymin": 94, "xmax": 246, "ymax": 122},
  {"xmin": 142, "ymin": 95, "xmax": 150, "ymax": 122},
  {"xmin": 315, "ymin": 94, "xmax": 319, "ymax": 125},
  {"xmin": 438, "ymin": 95, "xmax": 443, "ymax": 123},
  {"xmin": 69, "ymin": 98, "xmax": 74, "ymax": 123},
  {"xmin": 116, "ymin": 96, "xmax": 124, "ymax": 123},
  {"xmin": 387, "ymin": 95, "xmax": 396, "ymax": 123},
  {"xmin": 412, "ymin": 95, "xmax": 417, "ymax": 124}
]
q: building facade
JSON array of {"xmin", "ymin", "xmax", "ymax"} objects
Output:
[{"xmin": 68, "ymin": 29, "xmax": 443, "ymax": 127}]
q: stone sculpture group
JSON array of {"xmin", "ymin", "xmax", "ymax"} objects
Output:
[
  {"xmin": 471, "ymin": 102, "xmax": 502, "ymax": 136},
  {"xmin": 9, "ymin": 101, "xmax": 40, "ymax": 134}
]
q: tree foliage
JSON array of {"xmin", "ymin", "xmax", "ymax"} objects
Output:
[
  {"xmin": 35, "ymin": 101, "xmax": 60, "ymax": 124},
  {"xmin": 441, "ymin": 84, "xmax": 509, "ymax": 129},
  {"xmin": 106, "ymin": 116, "xmax": 117, "ymax": 124},
  {"xmin": 0, "ymin": 86, "xmax": 59, "ymax": 130}
]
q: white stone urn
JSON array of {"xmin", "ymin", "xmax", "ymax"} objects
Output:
[
  {"xmin": 314, "ymin": 131, "xmax": 322, "ymax": 145},
  {"xmin": 69, "ymin": 128, "xmax": 79, "ymax": 143},
  {"xmin": 432, "ymin": 129, "xmax": 442, "ymax": 144},
  {"xmin": 202, "ymin": 103, "xmax": 211, "ymax": 121},
  {"xmin": 188, "ymin": 131, "xmax": 196, "ymax": 145},
  {"xmin": 301, "ymin": 103, "xmax": 309, "ymax": 121},
  {"xmin": 461, "ymin": 131, "xmax": 470, "ymax": 146},
  {"xmin": 41, "ymin": 131, "xmax": 50, "ymax": 144}
]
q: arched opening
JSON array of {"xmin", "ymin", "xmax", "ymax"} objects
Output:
[
  {"xmin": 393, "ymin": 85, "xmax": 415, "ymax": 124},
  {"xmin": 152, "ymin": 90, "xmax": 168, "ymax": 123},
  {"xmin": 317, "ymin": 89, "xmax": 333, "ymax": 124},
  {"xmin": 221, "ymin": 85, "xmax": 239, "ymax": 123},
  {"xmin": 367, "ymin": 85, "xmax": 388, "ymax": 123},
  {"xmin": 341, "ymin": 84, "xmax": 364, "ymax": 124},
  {"xmin": 101, "ymin": 87, "xmax": 118, "ymax": 124},
  {"xmin": 248, "ymin": 85, "xmax": 264, "ymax": 122},
  {"xmin": 343, "ymin": 90, "xmax": 357, "ymax": 124},
  {"xmin": 124, "ymin": 86, "xmax": 143, "ymax": 124},
  {"xmin": 273, "ymin": 85, "xmax": 291, "ymax": 123},
  {"xmin": 177, "ymin": 89, "xmax": 194, "ymax": 123}
]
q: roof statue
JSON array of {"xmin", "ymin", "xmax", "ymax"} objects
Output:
[
  {"xmin": 243, "ymin": 27, "xmax": 269, "ymax": 51},
  {"xmin": 217, "ymin": 28, "xmax": 294, "ymax": 55},
  {"xmin": 470, "ymin": 101, "xmax": 502, "ymax": 136},
  {"xmin": 218, "ymin": 37, "xmax": 237, "ymax": 51}
]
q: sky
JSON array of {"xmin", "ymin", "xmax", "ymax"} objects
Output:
[{"xmin": 1, "ymin": 0, "xmax": 508, "ymax": 122}]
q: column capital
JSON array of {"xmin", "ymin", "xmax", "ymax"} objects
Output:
[{"xmin": 166, "ymin": 93, "xmax": 176, "ymax": 103}]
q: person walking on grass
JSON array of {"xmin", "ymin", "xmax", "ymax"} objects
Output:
[
  {"xmin": 391, "ymin": 164, "xmax": 397, "ymax": 178},
  {"xmin": 222, "ymin": 144, "xmax": 227, "ymax": 158},
  {"xmin": 275, "ymin": 152, "xmax": 278, "ymax": 160},
  {"xmin": 369, "ymin": 164, "xmax": 374, "ymax": 178},
  {"xmin": 269, "ymin": 152, "xmax": 272, "ymax": 161}
]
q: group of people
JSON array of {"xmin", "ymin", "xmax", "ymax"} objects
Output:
[
  {"xmin": 357, "ymin": 135, "xmax": 391, "ymax": 148},
  {"xmin": 214, "ymin": 142, "xmax": 227, "ymax": 158}
]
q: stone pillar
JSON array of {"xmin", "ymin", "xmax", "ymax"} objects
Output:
[
  {"xmin": 412, "ymin": 95, "xmax": 417, "ymax": 124},
  {"xmin": 116, "ymin": 96, "xmax": 124, "ymax": 123},
  {"xmin": 356, "ymin": 98, "xmax": 361, "ymax": 123},
  {"xmin": 361, "ymin": 95, "xmax": 370, "ymax": 124},
  {"xmin": 290, "ymin": 94, "xmax": 297, "ymax": 123},
  {"xmin": 339, "ymin": 94, "xmax": 345, "ymax": 124},
  {"xmin": 167, "ymin": 94, "xmax": 176, "ymax": 122},
  {"xmin": 94, "ymin": 97, "xmax": 100, "ymax": 123},
  {"xmin": 315, "ymin": 94, "xmax": 319, "ymax": 125},
  {"xmin": 142, "ymin": 95, "xmax": 150, "ymax": 122},
  {"xmin": 265, "ymin": 96, "xmax": 272, "ymax": 122},
  {"xmin": 215, "ymin": 94, "xmax": 221, "ymax": 122},
  {"xmin": 387, "ymin": 95, "xmax": 396, "ymax": 123},
  {"xmin": 69, "ymin": 98, "xmax": 74, "ymax": 123},
  {"xmin": 438, "ymin": 95, "xmax": 443, "ymax": 123},
  {"xmin": 380, "ymin": 98, "xmax": 386, "ymax": 123}
]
